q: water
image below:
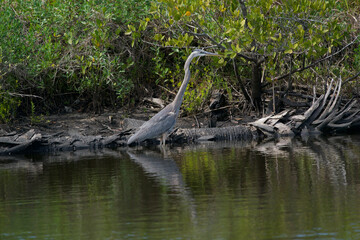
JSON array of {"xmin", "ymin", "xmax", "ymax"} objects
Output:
[{"xmin": 1, "ymin": 135, "xmax": 360, "ymax": 240}]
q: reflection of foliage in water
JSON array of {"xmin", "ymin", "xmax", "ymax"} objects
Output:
[
  {"xmin": 1, "ymin": 136, "xmax": 360, "ymax": 239},
  {"xmin": 174, "ymin": 137, "xmax": 360, "ymax": 239}
]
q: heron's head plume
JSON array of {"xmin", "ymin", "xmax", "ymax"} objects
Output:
[
  {"xmin": 184, "ymin": 49, "xmax": 219, "ymax": 70},
  {"xmin": 192, "ymin": 49, "xmax": 220, "ymax": 57}
]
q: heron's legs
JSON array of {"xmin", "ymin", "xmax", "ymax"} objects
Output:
[{"xmin": 161, "ymin": 133, "xmax": 167, "ymax": 145}]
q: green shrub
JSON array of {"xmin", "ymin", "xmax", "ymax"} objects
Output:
[
  {"xmin": 0, "ymin": 0, "xmax": 151, "ymax": 115},
  {"xmin": 0, "ymin": 91, "xmax": 20, "ymax": 123},
  {"xmin": 130, "ymin": 0, "xmax": 355, "ymax": 111},
  {"xmin": 0, "ymin": 0, "xmax": 358, "ymax": 119}
]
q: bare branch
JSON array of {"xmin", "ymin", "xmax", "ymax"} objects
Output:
[
  {"xmin": 2, "ymin": 92, "xmax": 43, "ymax": 99},
  {"xmin": 232, "ymin": 59, "xmax": 252, "ymax": 103},
  {"xmin": 186, "ymin": 21, "xmax": 258, "ymax": 62},
  {"xmin": 343, "ymin": 71, "xmax": 360, "ymax": 85},
  {"xmin": 314, "ymin": 78, "xmax": 335, "ymax": 122},
  {"xmin": 272, "ymin": 35, "xmax": 360, "ymax": 82},
  {"xmin": 238, "ymin": 0, "xmax": 249, "ymax": 29}
]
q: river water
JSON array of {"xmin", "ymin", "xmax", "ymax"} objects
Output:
[{"xmin": 1, "ymin": 135, "xmax": 360, "ymax": 239}]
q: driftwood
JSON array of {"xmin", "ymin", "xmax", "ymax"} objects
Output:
[
  {"xmin": 0, "ymin": 129, "xmax": 42, "ymax": 155},
  {"xmin": 251, "ymin": 78, "xmax": 360, "ymax": 137},
  {"xmin": 0, "ymin": 129, "xmax": 130, "ymax": 155}
]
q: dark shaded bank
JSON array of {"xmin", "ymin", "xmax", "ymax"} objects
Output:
[{"xmin": 1, "ymin": 82, "xmax": 360, "ymax": 155}]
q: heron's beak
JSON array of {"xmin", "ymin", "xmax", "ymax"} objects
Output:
[
  {"xmin": 207, "ymin": 52, "xmax": 221, "ymax": 57},
  {"xmin": 196, "ymin": 52, "xmax": 220, "ymax": 64},
  {"xmin": 202, "ymin": 50, "xmax": 221, "ymax": 57}
]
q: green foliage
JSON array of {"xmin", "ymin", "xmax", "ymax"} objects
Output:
[
  {"xmin": 183, "ymin": 77, "xmax": 211, "ymax": 114},
  {"xmin": 129, "ymin": 0, "xmax": 355, "ymax": 111},
  {"xmin": 183, "ymin": 65, "xmax": 221, "ymax": 114},
  {"xmin": 0, "ymin": 0, "xmax": 358, "ymax": 117},
  {"xmin": 354, "ymin": 46, "xmax": 360, "ymax": 71},
  {"xmin": 0, "ymin": 0, "xmax": 151, "ymax": 115},
  {"xmin": 148, "ymin": 0, "xmax": 347, "ymax": 74},
  {"xmin": 30, "ymin": 101, "xmax": 45, "ymax": 125},
  {"xmin": 0, "ymin": 91, "xmax": 20, "ymax": 123},
  {"xmin": 151, "ymin": 47, "xmax": 179, "ymax": 85},
  {"xmin": 0, "ymin": 75, "xmax": 21, "ymax": 123}
]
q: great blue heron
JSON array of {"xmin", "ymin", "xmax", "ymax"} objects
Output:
[{"xmin": 127, "ymin": 49, "xmax": 219, "ymax": 145}]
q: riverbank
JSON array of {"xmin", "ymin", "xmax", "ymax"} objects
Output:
[
  {"xmin": 0, "ymin": 106, "xmax": 256, "ymax": 155},
  {"xmin": 1, "ymin": 108, "xmax": 251, "ymax": 137},
  {"xmin": 2, "ymin": 87, "xmax": 360, "ymax": 155}
]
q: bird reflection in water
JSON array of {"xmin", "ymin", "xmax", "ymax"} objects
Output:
[{"xmin": 127, "ymin": 149, "xmax": 197, "ymax": 222}]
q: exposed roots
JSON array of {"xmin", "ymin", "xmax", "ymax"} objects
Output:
[{"xmin": 251, "ymin": 77, "xmax": 360, "ymax": 137}]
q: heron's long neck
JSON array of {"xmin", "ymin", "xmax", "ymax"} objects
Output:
[{"xmin": 173, "ymin": 58, "xmax": 193, "ymax": 112}]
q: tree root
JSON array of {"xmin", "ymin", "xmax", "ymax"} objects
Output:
[{"xmin": 252, "ymin": 78, "xmax": 360, "ymax": 137}]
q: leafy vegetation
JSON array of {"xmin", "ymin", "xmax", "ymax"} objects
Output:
[
  {"xmin": 137, "ymin": 0, "xmax": 359, "ymax": 110},
  {"xmin": 0, "ymin": 0, "xmax": 152, "ymax": 121},
  {"xmin": 0, "ymin": 0, "xmax": 359, "ymax": 122}
]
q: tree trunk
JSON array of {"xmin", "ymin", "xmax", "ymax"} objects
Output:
[{"xmin": 252, "ymin": 63, "xmax": 262, "ymax": 111}]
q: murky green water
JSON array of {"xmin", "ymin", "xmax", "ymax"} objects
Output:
[{"xmin": 1, "ymin": 135, "xmax": 360, "ymax": 239}]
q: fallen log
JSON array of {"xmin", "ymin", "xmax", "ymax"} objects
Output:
[
  {"xmin": 0, "ymin": 129, "xmax": 130, "ymax": 155},
  {"xmin": 0, "ymin": 132, "xmax": 42, "ymax": 155}
]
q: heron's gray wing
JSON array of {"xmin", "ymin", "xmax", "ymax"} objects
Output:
[
  {"xmin": 139, "ymin": 111, "xmax": 176, "ymax": 138},
  {"xmin": 128, "ymin": 106, "xmax": 177, "ymax": 143}
]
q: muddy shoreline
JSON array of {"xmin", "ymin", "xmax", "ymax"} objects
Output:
[
  {"xmin": 2, "ymin": 92, "xmax": 359, "ymax": 155},
  {"xmin": 0, "ymin": 109, "xmax": 254, "ymax": 155},
  {"xmin": 2, "ymin": 109, "xmax": 250, "ymax": 137}
]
